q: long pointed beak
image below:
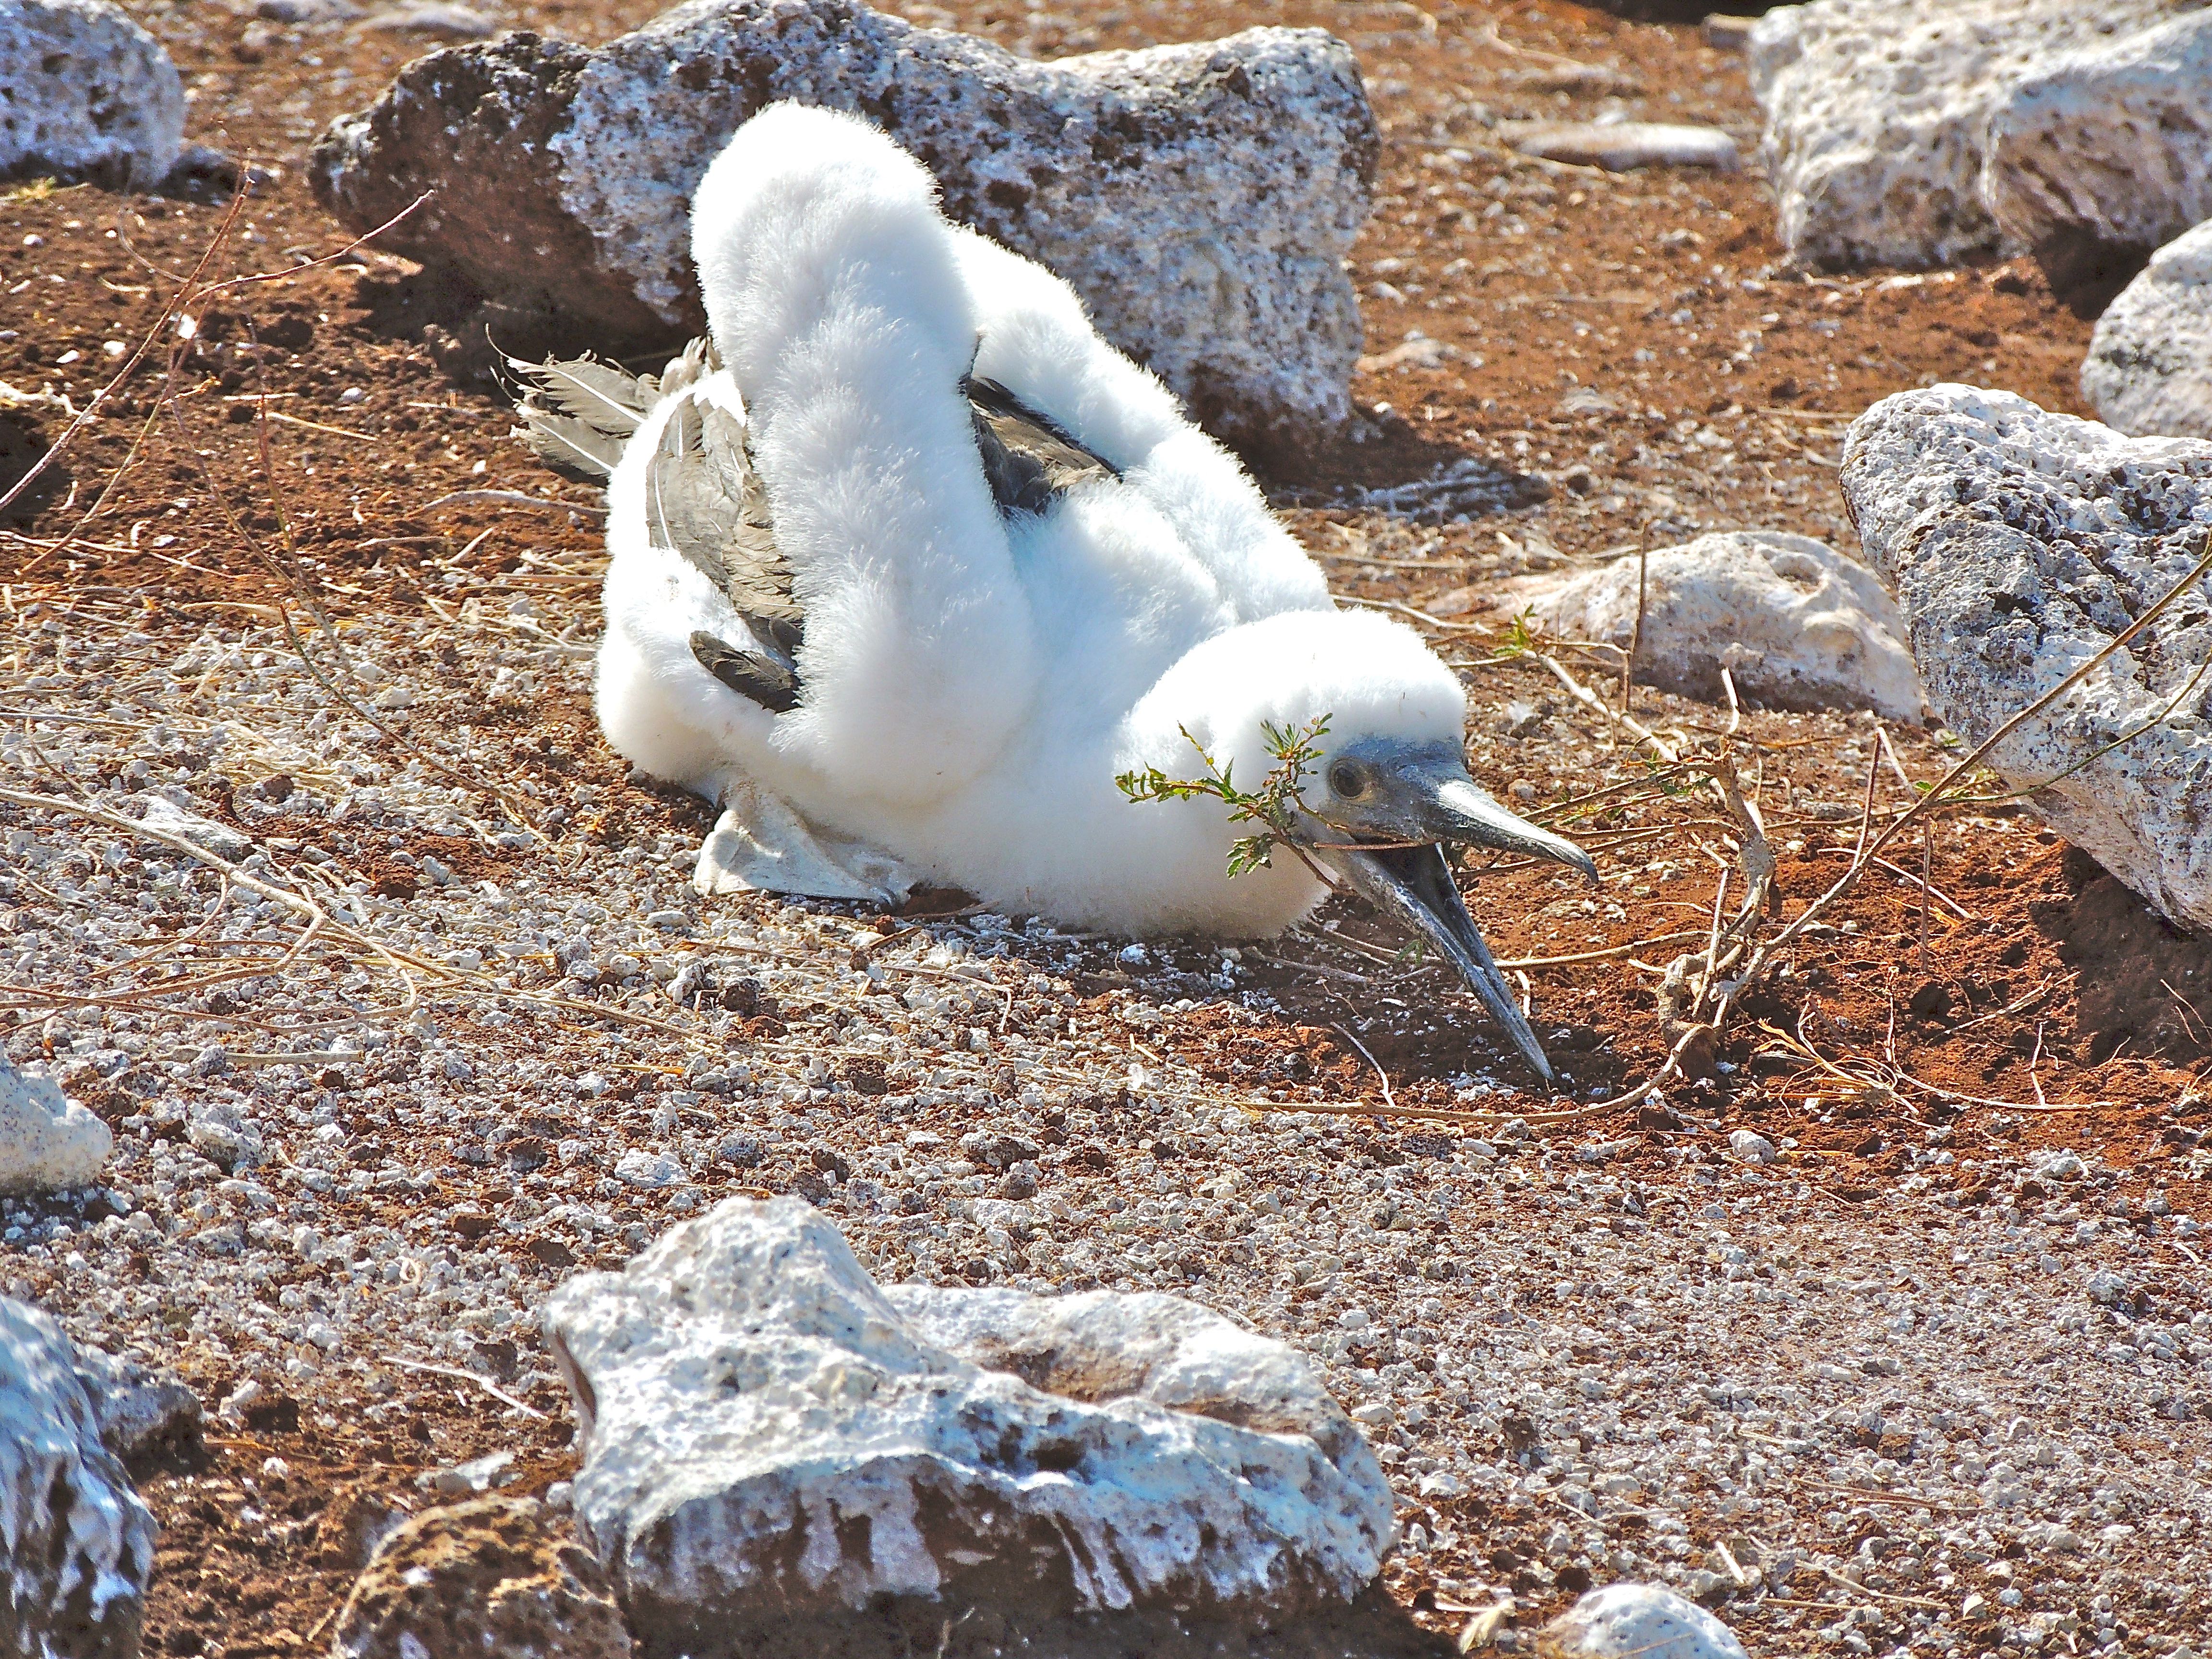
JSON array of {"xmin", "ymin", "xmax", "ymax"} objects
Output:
[
  {"xmin": 1323, "ymin": 842, "xmax": 1556, "ymax": 1082},
  {"xmin": 1427, "ymin": 776, "xmax": 1598, "ymax": 884},
  {"xmin": 1298, "ymin": 751, "xmax": 1596, "ymax": 1085}
]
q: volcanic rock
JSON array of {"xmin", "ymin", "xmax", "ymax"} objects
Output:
[
  {"xmin": 2083, "ymin": 219, "xmax": 2212, "ymax": 442},
  {"xmin": 0, "ymin": 1053, "xmax": 112, "ymax": 1195},
  {"xmin": 1536, "ymin": 1584, "xmax": 1750, "ymax": 1659},
  {"xmin": 0, "ymin": 0, "xmax": 183, "ymax": 191},
  {"xmin": 1745, "ymin": 0, "xmax": 2178, "ymax": 270},
  {"xmin": 70, "ymin": 1344, "xmax": 202, "ymax": 1471},
  {"xmin": 333, "ymin": 1496, "xmax": 632, "ymax": 1659},
  {"xmin": 543, "ymin": 1197, "xmax": 1395, "ymax": 1654},
  {"xmin": 309, "ymin": 0, "xmax": 1376, "ymax": 460},
  {"xmin": 1842, "ymin": 385, "xmax": 2212, "ymax": 930},
  {"xmin": 1523, "ymin": 531, "xmax": 1919, "ymax": 719},
  {"xmin": 0, "ymin": 1298, "xmax": 158, "ymax": 1659},
  {"xmin": 1983, "ymin": 9, "xmax": 2212, "ymax": 295}
]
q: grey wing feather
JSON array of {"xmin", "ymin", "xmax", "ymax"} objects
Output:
[
  {"xmin": 644, "ymin": 376, "xmax": 807, "ymax": 715},
  {"xmin": 654, "ymin": 337, "xmax": 715, "ymax": 397},
  {"xmin": 510, "ymin": 338, "xmax": 804, "ymax": 713},
  {"xmin": 506, "ymin": 353, "xmax": 657, "ymax": 483},
  {"xmin": 690, "ymin": 629, "xmax": 800, "ymax": 714},
  {"xmin": 965, "ymin": 374, "xmax": 1119, "ymax": 518},
  {"xmin": 644, "ymin": 390, "xmax": 802, "ymax": 628},
  {"xmin": 506, "ymin": 339, "xmax": 721, "ymax": 484},
  {"xmin": 519, "ymin": 345, "xmax": 1120, "ymax": 717}
]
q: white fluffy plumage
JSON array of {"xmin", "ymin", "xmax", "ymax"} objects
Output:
[{"xmin": 593, "ymin": 104, "xmax": 1492, "ymax": 940}]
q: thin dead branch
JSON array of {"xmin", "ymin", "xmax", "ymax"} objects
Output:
[{"xmin": 1330, "ymin": 1021, "xmax": 1399, "ymax": 1112}]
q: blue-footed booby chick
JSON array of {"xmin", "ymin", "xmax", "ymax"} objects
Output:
[{"xmin": 511, "ymin": 103, "xmax": 1596, "ymax": 1080}]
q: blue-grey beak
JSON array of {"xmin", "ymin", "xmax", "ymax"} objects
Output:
[{"xmin": 1299, "ymin": 741, "xmax": 1596, "ymax": 1084}]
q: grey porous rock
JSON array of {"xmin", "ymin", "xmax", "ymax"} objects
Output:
[
  {"xmin": 1535, "ymin": 1584, "xmax": 1750, "ymax": 1659},
  {"xmin": 1745, "ymin": 0, "xmax": 2180, "ymax": 272},
  {"xmin": 1842, "ymin": 385, "xmax": 2212, "ymax": 931},
  {"xmin": 2083, "ymin": 220, "xmax": 2212, "ymax": 442},
  {"xmin": 334, "ymin": 1496, "xmax": 632, "ymax": 1659},
  {"xmin": 0, "ymin": 1299, "xmax": 158, "ymax": 1659},
  {"xmin": 70, "ymin": 1345, "xmax": 203, "ymax": 1472},
  {"xmin": 543, "ymin": 1197, "xmax": 1395, "ymax": 1657},
  {"xmin": 0, "ymin": 0, "xmax": 184, "ymax": 191},
  {"xmin": 1523, "ymin": 531, "xmax": 1920, "ymax": 720},
  {"xmin": 0, "ymin": 1053, "xmax": 112, "ymax": 1196},
  {"xmin": 307, "ymin": 0, "xmax": 1376, "ymax": 461},
  {"xmin": 1983, "ymin": 9, "xmax": 2212, "ymax": 295}
]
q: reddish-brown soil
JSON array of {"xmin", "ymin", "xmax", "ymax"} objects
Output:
[{"xmin": 5, "ymin": 0, "xmax": 2197, "ymax": 1655}]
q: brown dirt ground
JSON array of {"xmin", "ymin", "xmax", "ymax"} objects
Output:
[{"xmin": 3, "ymin": 0, "xmax": 2199, "ymax": 1654}]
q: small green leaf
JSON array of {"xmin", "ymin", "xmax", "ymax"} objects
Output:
[
  {"xmin": 1496, "ymin": 605, "xmax": 1540, "ymax": 660},
  {"xmin": 1226, "ymin": 836, "xmax": 1275, "ymax": 878},
  {"xmin": 1119, "ymin": 711, "xmax": 1336, "ymax": 877}
]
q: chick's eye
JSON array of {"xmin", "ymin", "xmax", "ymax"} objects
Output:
[{"xmin": 1327, "ymin": 759, "xmax": 1366, "ymax": 799}]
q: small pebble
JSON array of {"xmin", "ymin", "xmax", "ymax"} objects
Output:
[{"xmin": 1727, "ymin": 1130, "xmax": 1777, "ymax": 1165}]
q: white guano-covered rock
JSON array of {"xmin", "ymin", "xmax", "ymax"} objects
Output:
[
  {"xmin": 309, "ymin": 0, "xmax": 1376, "ymax": 460},
  {"xmin": 1523, "ymin": 530, "xmax": 1920, "ymax": 719},
  {"xmin": 0, "ymin": 1299, "xmax": 158, "ymax": 1659},
  {"xmin": 1984, "ymin": 10, "xmax": 2212, "ymax": 286},
  {"xmin": 1536, "ymin": 1584, "xmax": 1750, "ymax": 1659},
  {"xmin": 2083, "ymin": 219, "xmax": 2212, "ymax": 441},
  {"xmin": 1745, "ymin": 0, "xmax": 2178, "ymax": 270},
  {"xmin": 0, "ymin": 1054, "xmax": 111, "ymax": 1196},
  {"xmin": 0, "ymin": 0, "xmax": 184, "ymax": 191},
  {"xmin": 1841, "ymin": 385, "xmax": 2212, "ymax": 930},
  {"xmin": 543, "ymin": 1197, "xmax": 1394, "ymax": 1653}
]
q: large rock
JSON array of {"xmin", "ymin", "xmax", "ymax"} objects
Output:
[
  {"xmin": 1522, "ymin": 531, "xmax": 1920, "ymax": 720},
  {"xmin": 1841, "ymin": 385, "xmax": 2212, "ymax": 930},
  {"xmin": 309, "ymin": 0, "xmax": 1376, "ymax": 460},
  {"xmin": 543, "ymin": 1197, "xmax": 1394, "ymax": 1655},
  {"xmin": 1744, "ymin": 0, "xmax": 2178, "ymax": 271},
  {"xmin": 1536, "ymin": 1584, "xmax": 1749, "ymax": 1659},
  {"xmin": 1984, "ymin": 9, "xmax": 2212, "ymax": 294},
  {"xmin": 0, "ymin": 0, "xmax": 184, "ymax": 191},
  {"xmin": 334, "ymin": 1496, "xmax": 631, "ymax": 1659},
  {"xmin": 2082, "ymin": 219, "xmax": 2212, "ymax": 441},
  {"xmin": 0, "ymin": 1299, "xmax": 158, "ymax": 1659},
  {"xmin": 70, "ymin": 1345, "xmax": 202, "ymax": 1472},
  {"xmin": 0, "ymin": 1054, "xmax": 112, "ymax": 1196}
]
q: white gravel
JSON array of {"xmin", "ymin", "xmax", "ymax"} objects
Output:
[{"xmin": 6, "ymin": 588, "xmax": 2212, "ymax": 1656}]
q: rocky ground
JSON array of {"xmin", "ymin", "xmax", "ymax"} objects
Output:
[{"xmin": 5, "ymin": 2, "xmax": 2212, "ymax": 1657}]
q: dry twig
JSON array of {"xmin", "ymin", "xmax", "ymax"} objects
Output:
[{"xmin": 1330, "ymin": 1021, "xmax": 1398, "ymax": 1112}]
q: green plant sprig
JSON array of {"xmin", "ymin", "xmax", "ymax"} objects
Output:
[
  {"xmin": 1494, "ymin": 604, "xmax": 1541, "ymax": 660},
  {"xmin": 1117, "ymin": 714, "xmax": 1333, "ymax": 878}
]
